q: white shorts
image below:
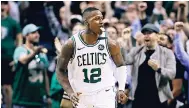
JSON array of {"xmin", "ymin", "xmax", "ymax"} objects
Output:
[{"xmin": 76, "ymin": 86, "xmax": 116, "ymax": 108}]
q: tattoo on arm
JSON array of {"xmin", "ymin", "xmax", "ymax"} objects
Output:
[{"xmin": 56, "ymin": 39, "xmax": 74, "ymax": 95}]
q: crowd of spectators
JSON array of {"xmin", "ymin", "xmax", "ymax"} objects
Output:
[{"xmin": 1, "ymin": 1, "xmax": 189, "ymax": 108}]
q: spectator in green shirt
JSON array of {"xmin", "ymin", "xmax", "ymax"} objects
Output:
[
  {"xmin": 12, "ymin": 24, "xmax": 51, "ymax": 108},
  {"xmin": 1, "ymin": 1, "xmax": 22, "ymax": 108}
]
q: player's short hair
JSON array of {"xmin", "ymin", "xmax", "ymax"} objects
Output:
[{"xmin": 82, "ymin": 7, "xmax": 100, "ymax": 19}]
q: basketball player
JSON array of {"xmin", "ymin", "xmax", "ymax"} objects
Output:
[{"xmin": 56, "ymin": 7, "xmax": 128, "ymax": 108}]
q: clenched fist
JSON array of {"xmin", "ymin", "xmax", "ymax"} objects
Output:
[
  {"xmin": 117, "ymin": 90, "xmax": 128, "ymax": 104},
  {"xmin": 148, "ymin": 59, "xmax": 160, "ymax": 71},
  {"xmin": 174, "ymin": 22, "xmax": 184, "ymax": 32}
]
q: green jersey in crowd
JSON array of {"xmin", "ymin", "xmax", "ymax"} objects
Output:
[
  {"xmin": 1, "ymin": 16, "xmax": 21, "ymax": 60},
  {"xmin": 13, "ymin": 46, "xmax": 49, "ymax": 107},
  {"xmin": 50, "ymin": 72, "xmax": 63, "ymax": 108}
]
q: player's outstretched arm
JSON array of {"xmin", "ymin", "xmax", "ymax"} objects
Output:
[
  {"xmin": 108, "ymin": 38, "xmax": 128, "ymax": 104},
  {"xmin": 56, "ymin": 38, "xmax": 79, "ymax": 107}
]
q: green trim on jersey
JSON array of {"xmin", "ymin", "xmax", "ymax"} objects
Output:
[
  {"xmin": 78, "ymin": 31, "xmax": 100, "ymax": 47},
  {"xmin": 105, "ymin": 32, "xmax": 111, "ymax": 57}
]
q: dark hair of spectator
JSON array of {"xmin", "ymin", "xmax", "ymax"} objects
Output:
[
  {"xmin": 124, "ymin": 21, "xmax": 131, "ymax": 27},
  {"xmin": 107, "ymin": 26, "xmax": 118, "ymax": 35},
  {"xmin": 115, "ymin": 21, "xmax": 130, "ymax": 28},
  {"xmin": 1, "ymin": 1, "xmax": 8, "ymax": 4},
  {"xmin": 165, "ymin": 33, "xmax": 173, "ymax": 44}
]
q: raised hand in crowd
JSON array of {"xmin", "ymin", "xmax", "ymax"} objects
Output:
[
  {"xmin": 138, "ymin": 2, "xmax": 147, "ymax": 12},
  {"xmin": 118, "ymin": 27, "xmax": 133, "ymax": 51},
  {"xmin": 153, "ymin": 1, "xmax": 168, "ymax": 19},
  {"xmin": 174, "ymin": 21, "xmax": 188, "ymax": 49},
  {"xmin": 174, "ymin": 22, "xmax": 184, "ymax": 32}
]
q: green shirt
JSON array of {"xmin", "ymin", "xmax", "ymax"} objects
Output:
[
  {"xmin": 50, "ymin": 72, "xmax": 62, "ymax": 108},
  {"xmin": 50, "ymin": 73, "xmax": 62, "ymax": 97},
  {"xmin": 13, "ymin": 46, "xmax": 49, "ymax": 106},
  {"xmin": 1, "ymin": 16, "xmax": 21, "ymax": 59}
]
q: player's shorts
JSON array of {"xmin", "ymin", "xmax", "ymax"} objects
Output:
[
  {"xmin": 76, "ymin": 86, "xmax": 116, "ymax": 108},
  {"xmin": 1, "ymin": 58, "xmax": 14, "ymax": 85}
]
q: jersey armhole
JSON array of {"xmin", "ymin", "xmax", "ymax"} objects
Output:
[{"xmin": 105, "ymin": 32, "xmax": 111, "ymax": 57}]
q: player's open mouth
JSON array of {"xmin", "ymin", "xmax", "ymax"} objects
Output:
[
  {"xmin": 145, "ymin": 39, "xmax": 150, "ymax": 42},
  {"xmin": 100, "ymin": 27, "xmax": 105, "ymax": 32}
]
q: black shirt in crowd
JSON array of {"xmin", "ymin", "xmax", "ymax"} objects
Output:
[
  {"xmin": 168, "ymin": 55, "xmax": 185, "ymax": 108},
  {"xmin": 133, "ymin": 50, "xmax": 167, "ymax": 108}
]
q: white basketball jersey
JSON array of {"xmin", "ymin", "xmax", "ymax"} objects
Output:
[{"xmin": 68, "ymin": 31, "xmax": 115, "ymax": 93}]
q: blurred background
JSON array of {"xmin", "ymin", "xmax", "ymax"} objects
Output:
[{"xmin": 1, "ymin": 1, "xmax": 189, "ymax": 108}]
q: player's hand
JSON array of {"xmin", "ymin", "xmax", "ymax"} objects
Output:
[
  {"xmin": 125, "ymin": 89, "xmax": 130, "ymax": 97},
  {"xmin": 117, "ymin": 90, "xmax": 128, "ymax": 104},
  {"xmin": 69, "ymin": 92, "xmax": 82, "ymax": 107},
  {"xmin": 148, "ymin": 59, "xmax": 160, "ymax": 71}
]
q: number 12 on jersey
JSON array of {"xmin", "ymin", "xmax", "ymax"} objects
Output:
[{"xmin": 83, "ymin": 68, "xmax": 101, "ymax": 83}]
